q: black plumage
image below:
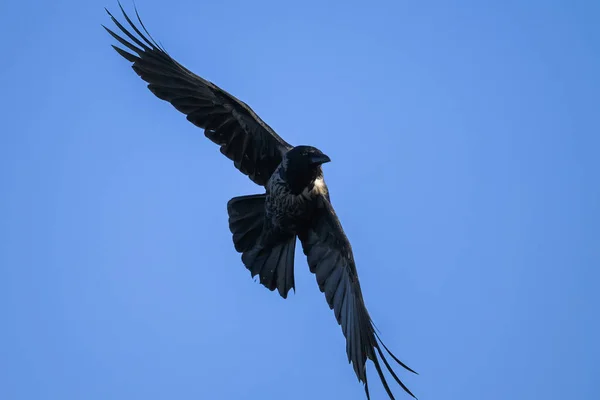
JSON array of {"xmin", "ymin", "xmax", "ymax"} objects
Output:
[{"xmin": 103, "ymin": 3, "xmax": 417, "ymax": 399}]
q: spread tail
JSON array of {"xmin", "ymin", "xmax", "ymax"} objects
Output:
[{"xmin": 227, "ymin": 194, "xmax": 296, "ymax": 298}]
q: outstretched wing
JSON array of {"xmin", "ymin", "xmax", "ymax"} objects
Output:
[
  {"xmin": 299, "ymin": 196, "xmax": 417, "ymax": 399},
  {"xmin": 103, "ymin": 3, "xmax": 293, "ymax": 186}
]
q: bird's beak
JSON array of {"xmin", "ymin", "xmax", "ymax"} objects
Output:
[{"xmin": 309, "ymin": 154, "xmax": 331, "ymax": 165}]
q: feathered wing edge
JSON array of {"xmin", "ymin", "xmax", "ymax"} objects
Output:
[
  {"xmin": 336, "ymin": 274, "xmax": 418, "ymax": 400},
  {"xmin": 103, "ymin": 2, "xmax": 167, "ymax": 60},
  {"xmin": 364, "ymin": 305, "xmax": 419, "ymax": 399},
  {"xmin": 300, "ymin": 196, "xmax": 417, "ymax": 399}
]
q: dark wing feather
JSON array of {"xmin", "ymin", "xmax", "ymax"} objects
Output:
[
  {"xmin": 103, "ymin": 3, "xmax": 293, "ymax": 186},
  {"xmin": 299, "ymin": 196, "xmax": 417, "ymax": 399}
]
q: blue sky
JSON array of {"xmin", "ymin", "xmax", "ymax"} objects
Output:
[{"xmin": 1, "ymin": 0, "xmax": 598, "ymax": 399}]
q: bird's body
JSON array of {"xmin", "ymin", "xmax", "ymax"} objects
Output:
[
  {"xmin": 231, "ymin": 146, "xmax": 332, "ymax": 298},
  {"xmin": 104, "ymin": 4, "xmax": 417, "ymax": 399}
]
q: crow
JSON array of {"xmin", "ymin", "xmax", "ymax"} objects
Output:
[{"xmin": 103, "ymin": 3, "xmax": 417, "ymax": 399}]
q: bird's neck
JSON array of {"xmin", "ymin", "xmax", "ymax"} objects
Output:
[{"xmin": 282, "ymin": 165, "xmax": 322, "ymax": 195}]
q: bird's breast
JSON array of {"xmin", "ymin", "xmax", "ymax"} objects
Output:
[{"xmin": 266, "ymin": 175, "xmax": 320, "ymax": 232}]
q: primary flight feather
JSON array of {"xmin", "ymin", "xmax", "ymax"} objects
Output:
[{"xmin": 103, "ymin": 3, "xmax": 417, "ymax": 398}]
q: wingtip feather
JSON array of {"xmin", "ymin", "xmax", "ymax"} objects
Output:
[
  {"xmin": 111, "ymin": 45, "xmax": 140, "ymax": 63},
  {"xmin": 374, "ymin": 344, "xmax": 417, "ymax": 399},
  {"xmin": 374, "ymin": 330, "xmax": 419, "ymax": 375}
]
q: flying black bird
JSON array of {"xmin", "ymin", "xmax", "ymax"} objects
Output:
[{"xmin": 103, "ymin": 3, "xmax": 417, "ymax": 399}]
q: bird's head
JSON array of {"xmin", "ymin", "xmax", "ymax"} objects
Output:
[{"xmin": 282, "ymin": 145, "xmax": 331, "ymax": 194}]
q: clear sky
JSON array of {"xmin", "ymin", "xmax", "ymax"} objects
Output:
[{"xmin": 1, "ymin": 0, "xmax": 598, "ymax": 399}]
